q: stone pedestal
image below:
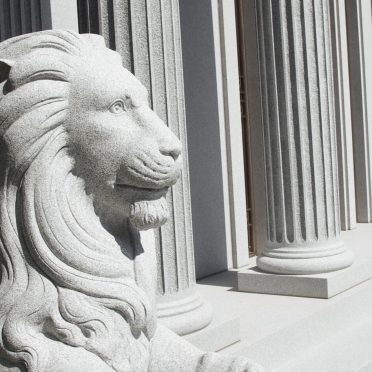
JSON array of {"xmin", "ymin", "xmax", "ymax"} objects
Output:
[
  {"xmin": 238, "ymin": 261, "xmax": 371, "ymax": 299},
  {"xmin": 252, "ymin": 0, "xmax": 354, "ymax": 275},
  {"xmin": 83, "ymin": 0, "xmax": 212, "ymax": 335}
]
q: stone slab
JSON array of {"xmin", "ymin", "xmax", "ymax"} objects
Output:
[
  {"xmin": 184, "ymin": 316, "xmax": 240, "ymax": 352},
  {"xmin": 228, "ymin": 281, "xmax": 372, "ymax": 371},
  {"xmin": 359, "ymin": 361, "xmax": 372, "ymax": 372},
  {"xmin": 237, "ymin": 262, "xmax": 372, "ymax": 298}
]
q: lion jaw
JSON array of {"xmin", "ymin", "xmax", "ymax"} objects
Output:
[{"xmin": 129, "ymin": 196, "xmax": 169, "ymax": 230}]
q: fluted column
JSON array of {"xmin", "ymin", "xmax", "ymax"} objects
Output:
[
  {"xmin": 345, "ymin": 0, "xmax": 372, "ymax": 222},
  {"xmin": 0, "ymin": 0, "xmax": 45, "ymax": 41},
  {"xmin": 79, "ymin": 0, "xmax": 212, "ymax": 335},
  {"xmin": 0, "ymin": 0, "xmax": 78, "ymax": 42},
  {"xmin": 329, "ymin": 0, "xmax": 356, "ymax": 230},
  {"xmin": 255, "ymin": 0, "xmax": 353, "ymax": 275}
]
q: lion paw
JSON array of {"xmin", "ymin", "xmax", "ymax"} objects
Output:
[
  {"xmin": 225, "ymin": 356, "xmax": 265, "ymax": 372},
  {"xmin": 198, "ymin": 353, "xmax": 264, "ymax": 372}
]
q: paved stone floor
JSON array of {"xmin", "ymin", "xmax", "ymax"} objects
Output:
[{"xmin": 194, "ymin": 224, "xmax": 372, "ymax": 371}]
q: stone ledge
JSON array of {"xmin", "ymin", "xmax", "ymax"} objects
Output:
[
  {"xmin": 237, "ymin": 261, "xmax": 372, "ymax": 298},
  {"xmin": 359, "ymin": 360, "xmax": 372, "ymax": 372},
  {"xmin": 184, "ymin": 316, "xmax": 240, "ymax": 352},
  {"xmin": 227, "ymin": 283, "xmax": 372, "ymax": 371}
]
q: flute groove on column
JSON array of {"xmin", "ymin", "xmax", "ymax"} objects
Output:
[
  {"xmin": 345, "ymin": 0, "xmax": 372, "ymax": 223},
  {"xmin": 329, "ymin": 0, "xmax": 356, "ymax": 231},
  {"xmin": 256, "ymin": 0, "xmax": 353, "ymax": 275},
  {"xmin": 0, "ymin": 0, "xmax": 45, "ymax": 42}
]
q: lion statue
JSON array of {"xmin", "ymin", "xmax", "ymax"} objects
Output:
[{"xmin": 0, "ymin": 31, "xmax": 262, "ymax": 372}]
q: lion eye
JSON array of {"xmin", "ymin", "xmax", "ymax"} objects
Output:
[{"xmin": 109, "ymin": 100, "xmax": 126, "ymax": 114}]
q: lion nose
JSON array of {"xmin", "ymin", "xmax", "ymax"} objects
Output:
[{"xmin": 159, "ymin": 140, "xmax": 181, "ymax": 161}]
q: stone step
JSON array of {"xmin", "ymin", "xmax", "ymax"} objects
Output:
[
  {"xmin": 281, "ymin": 316, "xmax": 372, "ymax": 372},
  {"xmin": 358, "ymin": 361, "xmax": 372, "ymax": 372},
  {"xmin": 224, "ymin": 282, "xmax": 372, "ymax": 371}
]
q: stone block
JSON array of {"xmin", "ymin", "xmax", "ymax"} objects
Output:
[
  {"xmin": 238, "ymin": 262, "xmax": 372, "ymax": 298},
  {"xmin": 185, "ymin": 316, "xmax": 240, "ymax": 352}
]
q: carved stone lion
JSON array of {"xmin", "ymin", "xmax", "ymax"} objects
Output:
[{"xmin": 0, "ymin": 31, "xmax": 262, "ymax": 372}]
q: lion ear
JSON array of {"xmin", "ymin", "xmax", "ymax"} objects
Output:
[{"xmin": 0, "ymin": 59, "xmax": 14, "ymax": 83}]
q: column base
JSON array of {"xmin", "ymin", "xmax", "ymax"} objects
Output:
[
  {"xmin": 157, "ymin": 290, "xmax": 213, "ymax": 336},
  {"xmin": 237, "ymin": 261, "xmax": 371, "ymax": 298},
  {"xmin": 257, "ymin": 241, "xmax": 354, "ymax": 275}
]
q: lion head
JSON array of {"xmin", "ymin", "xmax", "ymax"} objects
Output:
[{"xmin": 0, "ymin": 30, "xmax": 181, "ymax": 371}]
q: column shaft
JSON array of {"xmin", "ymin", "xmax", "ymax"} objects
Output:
[
  {"xmin": 84, "ymin": 0, "xmax": 212, "ymax": 335},
  {"xmin": 345, "ymin": 0, "xmax": 372, "ymax": 222},
  {"xmin": 0, "ymin": 0, "xmax": 41, "ymax": 41},
  {"xmin": 0, "ymin": 0, "xmax": 78, "ymax": 42},
  {"xmin": 256, "ymin": 0, "xmax": 353, "ymax": 275},
  {"xmin": 329, "ymin": 0, "xmax": 356, "ymax": 230}
]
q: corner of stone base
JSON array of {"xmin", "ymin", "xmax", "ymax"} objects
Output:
[
  {"xmin": 184, "ymin": 316, "xmax": 241, "ymax": 352},
  {"xmin": 237, "ymin": 262, "xmax": 372, "ymax": 298}
]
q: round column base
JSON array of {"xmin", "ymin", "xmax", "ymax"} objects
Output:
[
  {"xmin": 257, "ymin": 244, "xmax": 354, "ymax": 275},
  {"xmin": 157, "ymin": 290, "xmax": 213, "ymax": 336}
]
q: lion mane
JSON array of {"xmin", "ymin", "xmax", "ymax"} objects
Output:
[{"xmin": 0, "ymin": 31, "xmax": 155, "ymax": 372}]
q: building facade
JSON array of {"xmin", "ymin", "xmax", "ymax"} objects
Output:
[{"xmin": 1, "ymin": 0, "xmax": 372, "ymax": 370}]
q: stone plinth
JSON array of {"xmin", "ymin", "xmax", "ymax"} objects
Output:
[{"xmin": 238, "ymin": 262, "xmax": 372, "ymax": 299}]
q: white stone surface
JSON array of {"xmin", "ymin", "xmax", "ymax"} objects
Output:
[
  {"xmin": 0, "ymin": 30, "xmax": 262, "ymax": 372},
  {"xmin": 185, "ymin": 315, "xmax": 240, "ymax": 352},
  {"xmin": 230, "ymin": 283, "xmax": 372, "ymax": 372},
  {"xmin": 329, "ymin": 0, "xmax": 356, "ymax": 231},
  {"xmin": 359, "ymin": 361, "xmax": 372, "ymax": 372},
  {"xmin": 254, "ymin": 0, "xmax": 353, "ymax": 275},
  {"xmin": 345, "ymin": 0, "xmax": 372, "ymax": 223},
  {"xmin": 92, "ymin": 0, "xmax": 213, "ymax": 336},
  {"xmin": 279, "ymin": 318, "xmax": 372, "ymax": 372},
  {"xmin": 49, "ymin": 0, "xmax": 79, "ymax": 31},
  {"xmin": 196, "ymin": 224, "xmax": 372, "ymax": 371},
  {"xmin": 211, "ymin": 0, "xmax": 250, "ymax": 269},
  {"xmin": 157, "ymin": 290, "xmax": 213, "ymax": 336},
  {"xmin": 238, "ymin": 262, "xmax": 372, "ymax": 298}
]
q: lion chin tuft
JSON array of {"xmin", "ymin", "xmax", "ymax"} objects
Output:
[{"xmin": 129, "ymin": 196, "xmax": 169, "ymax": 230}]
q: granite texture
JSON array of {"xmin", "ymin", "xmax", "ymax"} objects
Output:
[
  {"xmin": 0, "ymin": 31, "xmax": 262, "ymax": 372},
  {"xmin": 78, "ymin": 0, "xmax": 213, "ymax": 335},
  {"xmin": 185, "ymin": 315, "xmax": 240, "ymax": 352},
  {"xmin": 329, "ymin": 0, "xmax": 356, "ymax": 231},
  {"xmin": 230, "ymin": 280, "xmax": 372, "ymax": 371},
  {"xmin": 255, "ymin": 0, "xmax": 354, "ymax": 275},
  {"xmin": 0, "ymin": 0, "xmax": 78, "ymax": 43},
  {"xmin": 238, "ymin": 262, "xmax": 372, "ymax": 298},
  {"xmin": 345, "ymin": 0, "xmax": 372, "ymax": 223}
]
